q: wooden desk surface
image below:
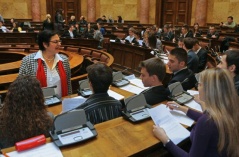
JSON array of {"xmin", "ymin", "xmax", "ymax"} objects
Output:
[{"xmin": 3, "ymin": 87, "xmax": 162, "ymax": 157}]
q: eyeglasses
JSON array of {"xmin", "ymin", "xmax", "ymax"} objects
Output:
[{"xmin": 50, "ymin": 40, "xmax": 62, "ymax": 44}]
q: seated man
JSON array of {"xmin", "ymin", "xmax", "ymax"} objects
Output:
[
  {"xmin": 193, "ymin": 38, "xmax": 207, "ymax": 72},
  {"xmin": 180, "ymin": 24, "xmax": 193, "ymax": 38},
  {"xmin": 167, "ymin": 48, "xmax": 197, "ymax": 90},
  {"xmin": 206, "ymin": 25, "xmax": 219, "ymax": 39},
  {"xmin": 0, "ymin": 20, "xmax": 10, "ymax": 33},
  {"xmin": 220, "ymin": 16, "xmax": 237, "ymax": 28},
  {"xmin": 217, "ymin": 50, "xmax": 239, "ymax": 95},
  {"xmin": 61, "ymin": 24, "xmax": 77, "ymax": 38},
  {"xmin": 76, "ymin": 63, "xmax": 122, "ymax": 124},
  {"xmin": 183, "ymin": 37, "xmax": 199, "ymax": 73},
  {"xmin": 139, "ymin": 58, "xmax": 169, "ymax": 105},
  {"xmin": 162, "ymin": 24, "xmax": 174, "ymax": 41}
]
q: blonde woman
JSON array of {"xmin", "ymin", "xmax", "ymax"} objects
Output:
[
  {"xmin": 43, "ymin": 14, "xmax": 53, "ymax": 30},
  {"xmin": 153, "ymin": 68, "xmax": 239, "ymax": 157}
]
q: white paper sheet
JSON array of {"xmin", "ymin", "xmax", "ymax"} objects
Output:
[
  {"xmin": 62, "ymin": 96, "xmax": 86, "ymax": 112},
  {"xmin": 108, "ymin": 89, "xmax": 124, "ymax": 100},
  {"xmin": 169, "ymin": 109, "xmax": 194, "ymax": 127},
  {"xmin": 148, "ymin": 105, "xmax": 190, "ymax": 145},
  {"xmin": 7, "ymin": 143, "xmax": 63, "ymax": 157},
  {"xmin": 120, "ymin": 84, "xmax": 145, "ymax": 94},
  {"xmin": 124, "ymin": 74, "xmax": 136, "ymax": 80},
  {"xmin": 184, "ymin": 100, "xmax": 203, "ymax": 112},
  {"xmin": 129, "ymin": 78, "xmax": 149, "ymax": 90},
  {"xmin": 187, "ymin": 90, "xmax": 199, "ymax": 95}
]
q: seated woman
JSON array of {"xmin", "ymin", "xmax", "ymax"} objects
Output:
[
  {"xmin": 192, "ymin": 22, "xmax": 202, "ymax": 37},
  {"xmin": 19, "ymin": 30, "xmax": 72, "ymax": 97},
  {"xmin": 153, "ymin": 68, "xmax": 239, "ymax": 157},
  {"xmin": 148, "ymin": 33, "xmax": 163, "ymax": 53},
  {"xmin": 11, "ymin": 22, "xmax": 21, "ymax": 32},
  {"xmin": 0, "ymin": 76, "xmax": 54, "ymax": 148},
  {"xmin": 125, "ymin": 27, "xmax": 136, "ymax": 43}
]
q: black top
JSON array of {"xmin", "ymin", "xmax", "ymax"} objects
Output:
[
  {"xmin": 168, "ymin": 68, "xmax": 197, "ymax": 91},
  {"xmin": 76, "ymin": 93, "xmax": 122, "ymax": 124},
  {"xmin": 234, "ymin": 74, "xmax": 239, "ymax": 95},
  {"xmin": 206, "ymin": 31, "xmax": 220, "ymax": 40},
  {"xmin": 43, "ymin": 19, "xmax": 54, "ymax": 30},
  {"xmin": 197, "ymin": 48, "xmax": 208, "ymax": 72},
  {"xmin": 187, "ymin": 50, "xmax": 199, "ymax": 73},
  {"xmin": 141, "ymin": 85, "xmax": 170, "ymax": 105}
]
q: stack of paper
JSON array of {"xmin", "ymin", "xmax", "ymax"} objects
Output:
[
  {"xmin": 62, "ymin": 96, "xmax": 86, "ymax": 112},
  {"xmin": 6, "ymin": 143, "xmax": 63, "ymax": 157},
  {"xmin": 129, "ymin": 78, "xmax": 149, "ymax": 90},
  {"xmin": 120, "ymin": 84, "xmax": 145, "ymax": 94},
  {"xmin": 148, "ymin": 105, "xmax": 190, "ymax": 145}
]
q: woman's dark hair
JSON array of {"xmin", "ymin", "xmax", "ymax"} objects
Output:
[
  {"xmin": 148, "ymin": 33, "xmax": 157, "ymax": 49},
  {"xmin": 0, "ymin": 76, "xmax": 53, "ymax": 147},
  {"xmin": 38, "ymin": 30, "xmax": 58, "ymax": 51}
]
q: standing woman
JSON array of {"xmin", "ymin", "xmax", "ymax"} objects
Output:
[
  {"xmin": 19, "ymin": 30, "xmax": 72, "ymax": 97},
  {"xmin": 117, "ymin": 16, "xmax": 123, "ymax": 23},
  {"xmin": 153, "ymin": 68, "xmax": 239, "ymax": 157},
  {"xmin": 0, "ymin": 76, "xmax": 54, "ymax": 148},
  {"xmin": 43, "ymin": 14, "xmax": 54, "ymax": 31}
]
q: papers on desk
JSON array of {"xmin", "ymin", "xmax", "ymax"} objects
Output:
[
  {"xmin": 6, "ymin": 142, "xmax": 63, "ymax": 157},
  {"xmin": 120, "ymin": 84, "xmax": 145, "ymax": 94},
  {"xmin": 129, "ymin": 78, "xmax": 149, "ymax": 90},
  {"xmin": 108, "ymin": 89, "xmax": 124, "ymax": 100},
  {"xmin": 187, "ymin": 90, "xmax": 199, "ymax": 95},
  {"xmin": 110, "ymin": 39, "xmax": 115, "ymax": 42},
  {"xmin": 62, "ymin": 96, "xmax": 86, "ymax": 112},
  {"xmin": 148, "ymin": 105, "xmax": 190, "ymax": 145}
]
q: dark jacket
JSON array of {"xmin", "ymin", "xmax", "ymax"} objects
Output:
[
  {"xmin": 197, "ymin": 48, "xmax": 208, "ymax": 72},
  {"xmin": 168, "ymin": 68, "xmax": 197, "ymax": 91},
  {"xmin": 187, "ymin": 50, "xmax": 199, "ymax": 73},
  {"xmin": 76, "ymin": 93, "xmax": 122, "ymax": 124},
  {"xmin": 141, "ymin": 85, "xmax": 169, "ymax": 105}
]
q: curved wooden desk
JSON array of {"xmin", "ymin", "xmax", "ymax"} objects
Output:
[{"xmin": 3, "ymin": 87, "xmax": 163, "ymax": 157}]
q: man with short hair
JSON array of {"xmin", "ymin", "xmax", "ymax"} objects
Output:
[
  {"xmin": 76, "ymin": 63, "xmax": 122, "ymax": 124},
  {"xmin": 139, "ymin": 58, "xmax": 169, "ymax": 105},
  {"xmin": 217, "ymin": 50, "xmax": 239, "ymax": 95},
  {"xmin": 162, "ymin": 24, "xmax": 174, "ymax": 41},
  {"xmin": 181, "ymin": 25, "xmax": 193, "ymax": 38},
  {"xmin": 193, "ymin": 38, "xmax": 207, "ymax": 72},
  {"xmin": 220, "ymin": 16, "xmax": 237, "ymax": 28},
  {"xmin": 183, "ymin": 37, "xmax": 199, "ymax": 73},
  {"xmin": 61, "ymin": 24, "xmax": 77, "ymax": 38},
  {"xmin": 167, "ymin": 48, "xmax": 197, "ymax": 90},
  {"xmin": 206, "ymin": 25, "xmax": 219, "ymax": 39}
]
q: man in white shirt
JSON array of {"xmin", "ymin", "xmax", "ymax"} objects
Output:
[{"xmin": 0, "ymin": 21, "xmax": 10, "ymax": 33}]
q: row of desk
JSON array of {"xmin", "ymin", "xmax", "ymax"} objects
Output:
[{"xmin": 3, "ymin": 86, "xmax": 171, "ymax": 157}]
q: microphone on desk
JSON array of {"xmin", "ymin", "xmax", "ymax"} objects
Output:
[
  {"xmin": 168, "ymin": 73, "xmax": 194, "ymax": 104},
  {"xmin": 112, "ymin": 69, "xmax": 130, "ymax": 87}
]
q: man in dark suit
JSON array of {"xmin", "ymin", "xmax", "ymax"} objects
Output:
[
  {"xmin": 193, "ymin": 38, "xmax": 207, "ymax": 72},
  {"xmin": 167, "ymin": 48, "xmax": 197, "ymax": 90},
  {"xmin": 76, "ymin": 63, "xmax": 122, "ymax": 124},
  {"xmin": 162, "ymin": 24, "xmax": 174, "ymax": 41},
  {"xmin": 181, "ymin": 24, "xmax": 193, "ymax": 38},
  {"xmin": 206, "ymin": 25, "xmax": 219, "ymax": 39},
  {"xmin": 183, "ymin": 37, "xmax": 199, "ymax": 73},
  {"xmin": 61, "ymin": 24, "xmax": 77, "ymax": 38},
  {"xmin": 217, "ymin": 50, "xmax": 239, "ymax": 95},
  {"xmin": 139, "ymin": 58, "xmax": 169, "ymax": 105}
]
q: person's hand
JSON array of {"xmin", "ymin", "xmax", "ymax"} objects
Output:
[
  {"xmin": 152, "ymin": 125, "xmax": 169, "ymax": 144},
  {"xmin": 166, "ymin": 101, "xmax": 181, "ymax": 110}
]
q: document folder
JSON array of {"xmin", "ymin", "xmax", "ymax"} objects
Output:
[
  {"xmin": 122, "ymin": 93, "xmax": 151, "ymax": 122},
  {"xmin": 50, "ymin": 109, "xmax": 97, "ymax": 147}
]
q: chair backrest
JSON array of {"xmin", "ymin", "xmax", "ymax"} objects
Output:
[
  {"xmin": 67, "ymin": 47, "xmax": 79, "ymax": 52},
  {"xmin": 83, "ymin": 99, "xmax": 122, "ymax": 125}
]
